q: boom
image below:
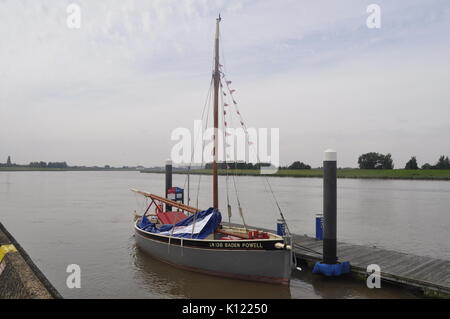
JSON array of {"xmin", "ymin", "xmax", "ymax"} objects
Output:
[{"xmin": 131, "ymin": 189, "xmax": 201, "ymax": 214}]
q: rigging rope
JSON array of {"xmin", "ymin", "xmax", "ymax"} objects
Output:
[
  {"xmin": 220, "ymin": 70, "xmax": 294, "ymax": 238},
  {"xmin": 219, "ymin": 77, "xmax": 249, "ymax": 231},
  {"xmin": 293, "ymin": 243, "xmax": 323, "ymax": 256},
  {"xmin": 183, "ymin": 31, "xmax": 217, "ymax": 206},
  {"xmin": 183, "ymin": 77, "xmax": 213, "ymax": 193},
  {"xmin": 189, "ymin": 50, "xmax": 216, "ymax": 237},
  {"xmin": 220, "ymin": 82, "xmax": 233, "ymax": 225},
  {"xmin": 191, "ymin": 80, "xmax": 213, "ymax": 238},
  {"xmin": 134, "ymin": 192, "xmax": 149, "ymax": 217}
]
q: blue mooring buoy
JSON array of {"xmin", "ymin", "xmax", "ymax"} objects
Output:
[{"xmin": 312, "ymin": 261, "xmax": 351, "ymax": 276}]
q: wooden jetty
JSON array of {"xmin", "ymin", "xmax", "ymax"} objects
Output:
[
  {"xmin": 293, "ymin": 234, "xmax": 450, "ymax": 298},
  {"xmin": 230, "ymin": 222, "xmax": 449, "ymax": 297},
  {"xmin": 0, "ymin": 223, "xmax": 62, "ymax": 299}
]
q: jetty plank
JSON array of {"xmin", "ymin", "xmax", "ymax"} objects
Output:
[
  {"xmin": 296, "ymin": 234, "xmax": 450, "ymax": 296},
  {"xmin": 233, "ymin": 223, "xmax": 450, "ymax": 297}
]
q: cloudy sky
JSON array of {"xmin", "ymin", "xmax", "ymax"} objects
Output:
[{"xmin": 1, "ymin": 0, "xmax": 449, "ymax": 168}]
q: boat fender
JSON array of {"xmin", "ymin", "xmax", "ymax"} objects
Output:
[{"xmin": 274, "ymin": 242, "xmax": 292, "ymax": 250}]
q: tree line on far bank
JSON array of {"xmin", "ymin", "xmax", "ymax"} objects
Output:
[
  {"xmin": 419, "ymin": 155, "xmax": 450, "ymax": 170},
  {"xmin": 206, "ymin": 154, "xmax": 450, "ymax": 171},
  {"xmin": 28, "ymin": 161, "xmax": 69, "ymax": 168},
  {"xmin": 205, "ymin": 161, "xmax": 312, "ymax": 170},
  {"xmin": 205, "ymin": 162, "xmax": 275, "ymax": 170},
  {"xmin": 0, "ymin": 156, "xmax": 117, "ymax": 169},
  {"xmin": 358, "ymin": 152, "xmax": 450, "ymax": 170},
  {"xmin": 0, "ymin": 156, "xmax": 69, "ymax": 168}
]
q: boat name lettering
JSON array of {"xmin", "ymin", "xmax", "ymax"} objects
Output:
[{"xmin": 208, "ymin": 242, "xmax": 263, "ymax": 249}]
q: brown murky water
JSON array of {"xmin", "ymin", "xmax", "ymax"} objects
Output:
[{"xmin": 2, "ymin": 171, "xmax": 447, "ymax": 298}]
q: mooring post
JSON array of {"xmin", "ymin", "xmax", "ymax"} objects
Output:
[
  {"xmin": 323, "ymin": 149, "xmax": 337, "ymax": 264},
  {"xmin": 312, "ymin": 149, "xmax": 350, "ymax": 276},
  {"xmin": 165, "ymin": 159, "xmax": 172, "ymax": 211}
]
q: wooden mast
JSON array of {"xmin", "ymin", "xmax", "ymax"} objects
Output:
[{"xmin": 212, "ymin": 15, "xmax": 221, "ymax": 209}]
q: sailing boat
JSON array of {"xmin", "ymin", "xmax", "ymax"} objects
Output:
[{"xmin": 133, "ymin": 16, "xmax": 293, "ymax": 285}]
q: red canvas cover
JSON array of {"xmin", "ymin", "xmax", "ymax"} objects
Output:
[{"xmin": 157, "ymin": 211, "xmax": 188, "ymax": 225}]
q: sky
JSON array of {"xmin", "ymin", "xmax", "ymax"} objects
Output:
[{"xmin": 0, "ymin": 0, "xmax": 449, "ymax": 168}]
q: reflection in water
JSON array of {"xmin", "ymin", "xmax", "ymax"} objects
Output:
[
  {"xmin": 292, "ymin": 266, "xmax": 420, "ymax": 299},
  {"xmin": 131, "ymin": 241, "xmax": 419, "ymax": 299},
  {"xmin": 132, "ymin": 243, "xmax": 292, "ymax": 299}
]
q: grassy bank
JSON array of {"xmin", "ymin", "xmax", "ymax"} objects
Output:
[{"xmin": 141, "ymin": 168, "xmax": 450, "ymax": 180}]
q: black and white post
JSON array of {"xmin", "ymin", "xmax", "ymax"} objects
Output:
[
  {"xmin": 323, "ymin": 149, "xmax": 337, "ymax": 265},
  {"xmin": 165, "ymin": 159, "xmax": 172, "ymax": 211},
  {"xmin": 313, "ymin": 149, "xmax": 350, "ymax": 276}
]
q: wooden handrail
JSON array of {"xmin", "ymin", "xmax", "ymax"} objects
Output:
[
  {"xmin": 216, "ymin": 228, "xmax": 249, "ymax": 239},
  {"xmin": 131, "ymin": 189, "xmax": 201, "ymax": 214}
]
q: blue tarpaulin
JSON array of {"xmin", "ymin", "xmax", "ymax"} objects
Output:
[{"xmin": 137, "ymin": 207, "xmax": 222, "ymax": 239}]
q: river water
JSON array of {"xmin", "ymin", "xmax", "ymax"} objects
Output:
[{"xmin": 2, "ymin": 171, "xmax": 448, "ymax": 298}]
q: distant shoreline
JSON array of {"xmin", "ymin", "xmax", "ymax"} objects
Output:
[
  {"xmin": 3, "ymin": 167, "xmax": 449, "ymax": 180},
  {"xmin": 140, "ymin": 168, "xmax": 450, "ymax": 181},
  {"xmin": 0, "ymin": 167, "xmax": 138, "ymax": 172}
]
